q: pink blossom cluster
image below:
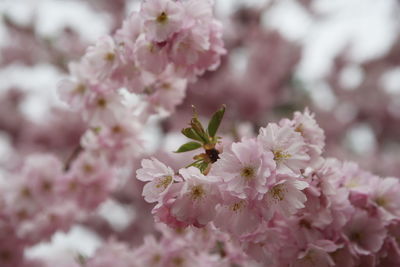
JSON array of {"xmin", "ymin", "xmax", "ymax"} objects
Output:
[
  {"xmin": 137, "ymin": 109, "xmax": 400, "ymax": 266},
  {"xmin": 1, "ymin": 1, "xmax": 400, "ymax": 266},
  {"xmin": 58, "ymin": 0, "xmax": 225, "ymax": 119},
  {"xmin": 82, "ymin": 224, "xmax": 250, "ymax": 267},
  {"xmin": 0, "ymin": 1, "xmax": 225, "ymax": 266},
  {"xmin": 0, "ymin": 152, "xmax": 115, "ymax": 266},
  {"xmin": 57, "ymin": 0, "xmax": 225, "ymax": 167}
]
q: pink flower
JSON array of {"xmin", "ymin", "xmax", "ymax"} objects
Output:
[
  {"xmin": 293, "ymin": 240, "xmax": 338, "ymax": 267},
  {"xmin": 182, "ymin": 0, "xmax": 213, "ymax": 26},
  {"xmin": 82, "ymin": 90, "xmax": 122, "ymax": 125},
  {"xmin": 86, "ymin": 240, "xmax": 138, "ymax": 267},
  {"xmin": 338, "ymin": 162, "xmax": 376, "ymax": 194},
  {"xmin": 214, "ymin": 195, "xmax": 262, "ymax": 236},
  {"xmin": 170, "ymin": 167, "xmax": 220, "ymax": 227},
  {"xmin": 17, "ymin": 202, "xmax": 77, "ymax": 244},
  {"xmin": 81, "ymin": 36, "xmax": 120, "ymax": 83},
  {"xmin": 241, "ymin": 224, "xmax": 288, "ymax": 265},
  {"xmin": 211, "ymin": 138, "xmax": 275, "ymax": 199},
  {"xmin": 258, "ymin": 123, "xmax": 310, "ymax": 174},
  {"xmin": 83, "ymin": 108, "xmax": 144, "ymax": 163},
  {"xmin": 280, "ymin": 108, "xmax": 326, "ymax": 167},
  {"xmin": 21, "ymin": 154, "xmax": 63, "ymax": 205},
  {"xmin": 135, "ymin": 34, "xmax": 168, "ymax": 74},
  {"xmin": 151, "ymin": 182, "xmax": 189, "ymax": 229},
  {"xmin": 261, "ymin": 178, "xmax": 308, "ymax": 220},
  {"xmin": 68, "ymin": 152, "xmax": 109, "ymax": 184},
  {"xmin": 145, "ymin": 69, "xmax": 187, "ymax": 114},
  {"xmin": 141, "ymin": 0, "xmax": 183, "ymax": 42},
  {"xmin": 57, "ymin": 79, "xmax": 88, "ymax": 110},
  {"xmin": 136, "ymin": 157, "xmax": 179, "ymax": 203},
  {"xmin": 115, "ymin": 11, "xmax": 142, "ymax": 53},
  {"xmin": 57, "ymin": 62, "xmax": 90, "ymax": 109},
  {"xmin": 370, "ymin": 177, "xmax": 400, "ymax": 221},
  {"xmin": 133, "ymin": 236, "xmax": 164, "ymax": 267},
  {"xmin": 343, "ymin": 209, "xmax": 386, "ymax": 255},
  {"xmin": 290, "ymin": 108, "xmax": 325, "ymax": 155},
  {"xmin": 169, "ymin": 25, "xmax": 210, "ymax": 66}
]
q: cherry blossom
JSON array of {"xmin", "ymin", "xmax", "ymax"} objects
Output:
[
  {"xmin": 141, "ymin": 0, "xmax": 184, "ymax": 42},
  {"xmin": 211, "ymin": 138, "xmax": 276, "ymax": 199},
  {"xmin": 258, "ymin": 123, "xmax": 310, "ymax": 174}
]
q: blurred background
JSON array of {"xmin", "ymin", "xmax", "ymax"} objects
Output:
[{"xmin": 0, "ymin": 0, "xmax": 399, "ymax": 264}]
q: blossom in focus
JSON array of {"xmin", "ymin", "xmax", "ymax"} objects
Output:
[
  {"xmin": 262, "ymin": 178, "xmax": 308, "ymax": 220},
  {"xmin": 258, "ymin": 123, "xmax": 310, "ymax": 174},
  {"xmin": 136, "ymin": 157, "xmax": 178, "ymax": 203},
  {"xmin": 211, "ymin": 138, "xmax": 276, "ymax": 199},
  {"xmin": 170, "ymin": 167, "xmax": 221, "ymax": 227}
]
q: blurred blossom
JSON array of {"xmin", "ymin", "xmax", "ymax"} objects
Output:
[{"xmin": 0, "ymin": 0, "xmax": 399, "ymax": 266}]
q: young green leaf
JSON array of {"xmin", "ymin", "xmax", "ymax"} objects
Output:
[
  {"xmin": 181, "ymin": 128, "xmax": 204, "ymax": 142},
  {"xmin": 190, "ymin": 118, "xmax": 209, "ymax": 143},
  {"xmin": 198, "ymin": 161, "xmax": 209, "ymax": 173},
  {"xmin": 207, "ymin": 105, "xmax": 225, "ymax": 137},
  {"xmin": 175, "ymin": 142, "xmax": 202, "ymax": 153}
]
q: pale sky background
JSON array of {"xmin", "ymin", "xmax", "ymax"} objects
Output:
[{"xmin": 0, "ymin": 0, "xmax": 399, "ymax": 264}]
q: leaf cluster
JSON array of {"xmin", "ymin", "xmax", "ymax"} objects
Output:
[{"xmin": 175, "ymin": 105, "xmax": 226, "ymax": 173}]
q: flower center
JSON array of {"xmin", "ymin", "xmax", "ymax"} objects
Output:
[
  {"xmin": 172, "ymin": 256, "xmax": 184, "ymax": 266},
  {"xmin": 374, "ymin": 196, "xmax": 387, "ymax": 207},
  {"xmin": 20, "ymin": 187, "xmax": 31, "ymax": 198},
  {"xmin": 272, "ymin": 149, "xmax": 291, "ymax": 163},
  {"xmin": 345, "ymin": 179, "xmax": 359, "ymax": 188},
  {"xmin": 42, "ymin": 180, "xmax": 53, "ymax": 192},
  {"xmin": 104, "ymin": 52, "xmax": 115, "ymax": 61},
  {"xmin": 161, "ymin": 83, "xmax": 171, "ymax": 90},
  {"xmin": 230, "ymin": 200, "xmax": 245, "ymax": 212},
  {"xmin": 156, "ymin": 12, "xmax": 168, "ymax": 24},
  {"xmin": 156, "ymin": 175, "xmax": 173, "ymax": 190},
  {"xmin": 152, "ymin": 254, "xmax": 161, "ymax": 263},
  {"xmin": 240, "ymin": 166, "xmax": 255, "ymax": 180},
  {"xmin": 97, "ymin": 98, "xmax": 107, "ymax": 108},
  {"xmin": 270, "ymin": 184, "xmax": 286, "ymax": 201},
  {"xmin": 74, "ymin": 84, "xmax": 86, "ymax": 94},
  {"xmin": 190, "ymin": 185, "xmax": 205, "ymax": 200},
  {"xmin": 112, "ymin": 125, "xmax": 123, "ymax": 134},
  {"xmin": 295, "ymin": 123, "xmax": 304, "ymax": 134},
  {"xmin": 349, "ymin": 231, "xmax": 362, "ymax": 242},
  {"xmin": 83, "ymin": 163, "xmax": 94, "ymax": 173}
]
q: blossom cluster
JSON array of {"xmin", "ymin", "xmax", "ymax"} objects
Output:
[
  {"xmin": 0, "ymin": 1, "xmax": 225, "ymax": 266},
  {"xmin": 1, "ymin": 0, "xmax": 400, "ymax": 266},
  {"xmin": 81, "ymin": 224, "xmax": 251, "ymax": 267},
  {"xmin": 137, "ymin": 109, "xmax": 400, "ymax": 266},
  {"xmin": 58, "ymin": 0, "xmax": 224, "ymax": 119},
  {"xmin": 57, "ymin": 0, "xmax": 225, "ymax": 167}
]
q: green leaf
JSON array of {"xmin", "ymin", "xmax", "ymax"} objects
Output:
[
  {"xmin": 207, "ymin": 105, "xmax": 226, "ymax": 137},
  {"xmin": 175, "ymin": 142, "xmax": 202, "ymax": 153},
  {"xmin": 185, "ymin": 159, "xmax": 203, "ymax": 168},
  {"xmin": 181, "ymin": 128, "xmax": 204, "ymax": 142},
  {"xmin": 190, "ymin": 117, "xmax": 209, "ymax": 143},
  {"xmin": 198, "ymin": 162, "xmax": 209, "ymax": 173}
]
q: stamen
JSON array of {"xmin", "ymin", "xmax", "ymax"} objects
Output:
[
  {"xmin": 97, "ymin": 98, "xmax": 107, "ymax": 108},
  {"xmin": 104, "ymin": 52, "xmax": 115, "ymax": 61},
  {"xmin": 230, "ymin": 200, "xmax": 245, "ymax": 212},
  {"xmin": 156, "ymin": 12, "xmax": 168, "ymax": 24},
  {"xmin": 74, "ymin": 84, "xmax": 86, "ymax": 94},
  {"xmin": 270, "ymin": 184, "xmax": 286, "ymax": 201},
  {"xmin": 272, "ymin": 149, "xmax": 291, "ymax": 163},
  {"xmin": 190, "ymin": 185, "xmax": 205, "ymax": 200},
  {"xmin": 240, "ymin": 166, "xmax": 255, "ymax": 180},
  {"xmin": 156, "ymin": 175, "xmax": 173, "ymax": 189}
]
